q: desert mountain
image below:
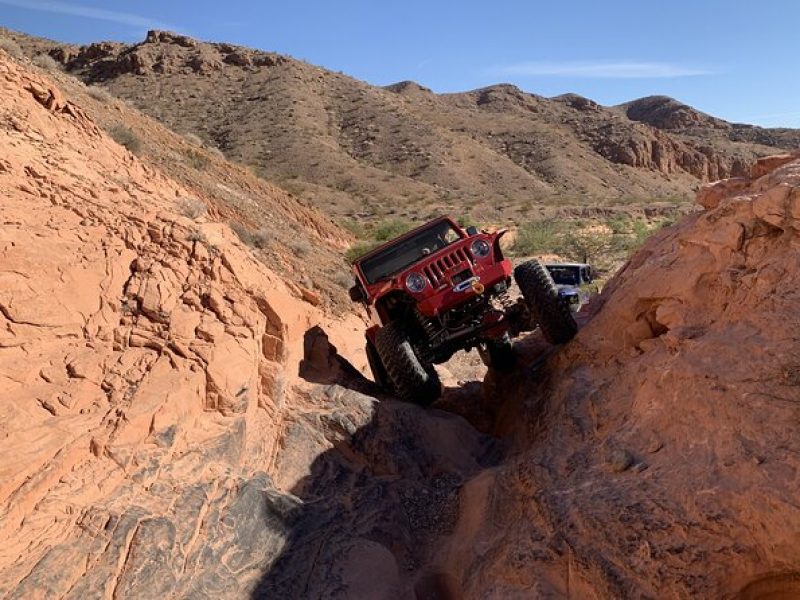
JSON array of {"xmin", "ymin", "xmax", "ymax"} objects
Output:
[
  {"xmin": 6, "ymin": 28, "xmax": 800, "ymax": 225},
  {"xmin": 2, "ymin": 44, "xmax": 800, "ymax": 598}
]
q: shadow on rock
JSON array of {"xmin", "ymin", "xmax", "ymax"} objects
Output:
[
  {"xmin": 252, "ymin": 328, "xmax": 504, "ymax": 599},
  {"xmin": 299, "ymin": 325, "xmax": 382, "ymax": 396}
]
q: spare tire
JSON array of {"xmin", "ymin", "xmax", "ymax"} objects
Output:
[
  {"xmin": 374, "ymin": 322, "xmax": 441, "ymax": 406},
  {"xmin": 514, "ymin": 260, "xmax": 578, "ymax": 344}
]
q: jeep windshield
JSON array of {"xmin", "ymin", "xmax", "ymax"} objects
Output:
[
  {"xmin": 359, "ymin": 221, "xmax": 463, "ymax": 284},
  {"xmin": 546, "ymin": 266, "xmax": 580, "ymax": 286}
]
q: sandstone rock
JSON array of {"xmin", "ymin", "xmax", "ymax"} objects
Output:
[
  {"xmin": 751, "ymin": 150, "xmax": 800, "ymax": 178},
  {"xmin": 697, "ymin": 176, "xmax": 750, "ymax": 209},
  {"xmin": 439, "ymin": 156, "xmax": 800, "ymax": 598}
]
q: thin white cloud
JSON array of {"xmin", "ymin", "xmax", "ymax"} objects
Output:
[
  {"xmin": 0, "ymin": 0, "xmax": 175, "ymax": 31},
  {"xmin": 493, "ymin": 60, "xmax": 714, "ymax": 79}
]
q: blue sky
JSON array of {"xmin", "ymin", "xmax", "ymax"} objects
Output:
[{"xmin": 1, "ymin": 0, "xmax": 799, "ymax": 127}]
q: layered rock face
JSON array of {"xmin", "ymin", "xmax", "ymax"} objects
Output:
[
  {"xmin": 0, "ymin": 51, "xmax": 355, "ymax": 597},
  {"xmin": 440, "ymin": 153, "xmax": 800, "ymax": 598},
  {"xmin": 0, "ymin": 49, "xmax": 500, "ymax": 600}
]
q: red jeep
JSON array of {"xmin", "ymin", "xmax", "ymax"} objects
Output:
[{"xmin": 348, "ymin": 216, "xmax": 577, "ymax": 405}]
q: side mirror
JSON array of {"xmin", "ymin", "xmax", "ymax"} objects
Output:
[
  {"xmin": 348, "ymin": 284, "xmax": 365, "ymax": 303},
  {"xmin": 466, "ymin": 226, "xmax": 478, "ymax": 236}
]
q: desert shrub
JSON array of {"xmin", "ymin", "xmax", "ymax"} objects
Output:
[
  {"xmin": 345, "ymin": 241, "xmax": 378, "ymax": 263},
  {"xmin": 513, "ymin": 220, "xmax": 562, "ymax": 256},
  {"xmin": 183, "ymin": 132, "xmax": 203, "ymax": 146},
  {"xmin": 373, "ymin": 218, "xmax": 412, "ymax": 242},
  {"xmin": 457, "ymin": 214, "xmax": 478, "ymax": 229},
  {"xmin": 109, "ymin": 125, "xmax": 142, "ymax": 154},
  {"xmin": 0, "ymin": 37, "xmax": 23, "ymax": 59},
  {"xmin": 87, "ymin": 85, "xmax": 113, "ymax": 102},
  {"xmin": 32, "ymin": 54, "xmax": 60, "ymax": 71},
  {"xmin": 606, "ymin": 215, "xmax": 631, "ymax": 235},
  {"xmin": 288, "ymin": 237, "xmax": 311, "ymax": 256},
  {"xmin": 611, "ymin": 220, "xmax": 653, "ymax": 255},
  {"xmin": 231, "ymin": 222, "xmax": 270, "ymax": 249},
  {"xmin": 333, "ymin": 271, "xmax": 354, "ymax": 289},
  {"xmin": 184, "ymin": 148, "xmax": 209, "ymax": 170},
  {"xmin": 556, "ymin": 231, "xmax": 612, "ymax": 264},
  {"xmin": 207, "ymin": 147, "xmax": 225, "ymax": 160},
  {"xmin": 337, "ymin": 218, "xmax": 367, "ymax": 238},
  {"xmin": 178, "ymin": 197, "xmax": 207, "ymax": 220}
]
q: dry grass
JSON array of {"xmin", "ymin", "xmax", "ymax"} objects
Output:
[
  {"xmin": 87, "ymin": 85, "xmax": 113, "ymax": 102},
  {"xmin": 183, "ymin": 132, "xmax": 203, "ymax": 146},
  {"xmin": 0, "ymin": 37, "xmax": 23, "ymax": 59},
  {"xmin": 178, "ymin": 197, "xmax": 207, "ymax": 220},
  {"xmin": 32, "ymin": 54, "xmax": 60, "ymax": 71},
  {"xmin": 231, "ymin": 222, "xmax": 270, "ymax": 249},
  {"xmin": 108, "ymin": 125, "xmax": 142, "ymax": 155}
]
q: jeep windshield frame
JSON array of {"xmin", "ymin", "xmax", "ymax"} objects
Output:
[
  {"xmin": 546, "ymin": 265, "xmax": 581, "ymax": 286},
  {"xmin": 358, "ymin": 220, "xmax": 464, "ymax": 284}
]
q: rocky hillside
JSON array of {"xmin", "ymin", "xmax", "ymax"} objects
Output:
[
  {"xmin": 6, "ymin": 28, "xmax": 800, "ymax": 225},
  {"xmin": 2, "ymin": 39, "xmax": 800, "ymax": 600}
]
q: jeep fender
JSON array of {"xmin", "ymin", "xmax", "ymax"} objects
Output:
[{"xmin": 492, "ymin": 228, "xmax": 509, "ymax": 258}]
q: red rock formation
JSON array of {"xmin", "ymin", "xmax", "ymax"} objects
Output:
[
  {"xmin": 0, "ymin": 49, "xmax": 369, "ymax": 596},
  {"xmin": 439, "ymin": 153, "xmax": 800, "ymax": 598}
]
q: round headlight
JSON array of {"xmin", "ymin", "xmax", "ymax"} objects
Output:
[
  {"xmin": 405, "ymin": 272, "xmax": 427, "ymax": 293},
  {"xmin": 471, "ymin": 239, "xmax": 491, "ymax": 258}
]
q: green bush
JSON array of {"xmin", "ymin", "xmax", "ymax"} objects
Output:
[
  {"xmin": 373, "ymin": 218, "xmax": 412, "ymax": 242},
  {"xmin": 513, "ymin": 220, "xmax": 562, "ymax": 256},
  {"xmin": 337, "ymin": 218, "xmax": 368, "ymax": 238},
  {"xmin": 606, "ymin": 216, "xmax": 631, "ymax": 235},
  {"xmin": 611, "ymin": 220, "xmax": 653, "ymax": 255},
  {"xmin": 457, "ymin": 214, "xmax": 478, "ymax": 229},
  {"xmin": 345, "ymin": 241, "xmax": 378, "ymax": 263},
  {"xmin": 556, "ymin": 231, "xmax": 612, "ymax": 264}
]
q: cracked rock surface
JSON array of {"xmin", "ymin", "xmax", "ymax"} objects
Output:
[{"xmin": 2, "ymin": 46, "xmax": 800, "ymax": 600}]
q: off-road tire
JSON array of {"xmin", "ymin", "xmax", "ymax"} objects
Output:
[
  {"xmin": 374, "ymin": 322, "xmax": 441, "ymax": 406},
  {"xmin": 478, "ymin": 334, "xmax": 516, "ymax": 372},
  {"xmin": 366, "ymin": 340, "xmax": 392, "ymax": 391},
  {"xmin": 514, "ymin": 260, "xmax": 578, "ymax": 344}
]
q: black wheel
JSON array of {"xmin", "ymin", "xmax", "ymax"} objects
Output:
[
  {"xmin": 374, "ymin": 322, "xmax": 441, "ymax": 406},
  {"xmin": 514, "ymin": 260, "xmax": 578, "ymax": 344},
  {"xmin": 478, "ymin": 334, "xmax": 517, "ymax": 372},
  {"xmin": 366, "ymin": 340, "xmax": 392, "ymax": 391}
]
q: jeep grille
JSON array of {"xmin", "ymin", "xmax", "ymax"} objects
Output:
[{"xmin": 423, "ymin": 247, "xmax": 473, "ymax": 286}]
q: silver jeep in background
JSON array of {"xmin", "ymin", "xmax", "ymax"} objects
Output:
[{"xmin": 544, "ymin": 263, "xmax": 594, "ymax": 311}]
